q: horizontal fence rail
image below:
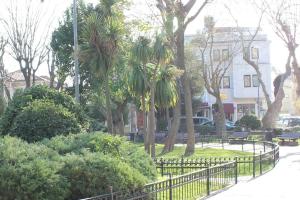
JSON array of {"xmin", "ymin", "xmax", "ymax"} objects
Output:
[{"xmin": 81, "ymin": 140, "xmax": 279, "ymax": 200}]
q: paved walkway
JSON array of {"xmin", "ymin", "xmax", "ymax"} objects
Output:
[{"xmin": 206, "ymin": 146, "xmax": 300, "ymax": 200}]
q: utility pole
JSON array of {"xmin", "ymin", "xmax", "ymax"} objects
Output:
[{"xmin": 73, "ymin": 0, "xmax": 80, "ymax": 103}]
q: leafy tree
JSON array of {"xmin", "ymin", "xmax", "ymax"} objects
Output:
[
  {"xmin": 80, "ymin": 0, "xmax": 126, "ymax": 133},
  {"xmin": 156, "ymin": 0, "xmax": 213, "ymax": 155},
  {"xmin": 131, "ymin": 35, "xmax": 180, "ymax": 157},
  {"xmin": 0, "ymin": 85, "xmax": 88, "ymax": 139}
]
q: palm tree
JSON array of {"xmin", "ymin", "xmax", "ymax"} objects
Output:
[
  {"xmin": 128, "ymin": 63, "xmax": 149, "ymax": 151},
  {"xmin": 80, "ymin": 1, "xmax": 124, "ymax": 133},
  {"xmin": 131, "ymin": 35, "xmax": 173, "ymax": 157}
]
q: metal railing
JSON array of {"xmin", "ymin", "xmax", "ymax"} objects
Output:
[
  {"xmin": 81, "ymin": 140, "xmax": 279, "ymax": 200},
  {"xmin": 81, "ymin": 162, "xmax": 236, "ymax": 200}
]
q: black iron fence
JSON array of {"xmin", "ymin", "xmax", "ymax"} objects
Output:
[
  {"xmin": 154, "ymin": 141, "xmax": 279, "ymax": 177},
  {"xmin": 81, "ymin": 162, "xmax": 236, "ymax": 200},
  {"xmin": 81, "ymin": 140, "xmax": 279, "ymax": 200}
]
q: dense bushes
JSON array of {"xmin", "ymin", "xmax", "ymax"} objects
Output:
[
  {"xmin": 0, "ymin": 133, "xmax": 157, "ymax": 200},
  {"xmin": 10, "ymin": 100, "xmax": 81, "ymax": 142},
  {"xmin": 237, "ymin": 115, "xmax": 261, "ymax": 130},
  {"xmin": 0, "ymin": 137, "xmax": 68, "ymax": 200},
  {"xmin": 42, "ymin": 132, "xmax": 157, "ymax": 180},
  {"xmin": 0, "ymin": 85, "xmax": 88, "ymax": 141}
]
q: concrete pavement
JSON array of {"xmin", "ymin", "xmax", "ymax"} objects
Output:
[{"xmin": 206, "ymin": 146, "xmax": 300, "ymax": 200}]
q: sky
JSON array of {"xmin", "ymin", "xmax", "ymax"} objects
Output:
[{"xmin": 0, "ymin": 0, "xmax": 296, "ymax": 77}]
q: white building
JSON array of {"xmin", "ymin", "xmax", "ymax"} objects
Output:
[{"xmin": 187, "ymin": 27, "xmax": 273, "ymax": 122}]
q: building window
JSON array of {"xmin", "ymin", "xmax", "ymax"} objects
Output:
[
  {"xmin": 237, "ymin": 104, "xmax": 256, "ymax": 119},
  {"xmin": 251, "ymin": 47, "xmax": 259, "ymax": 59},
  {"xmin": 213, "ymin": 49, "xmax": 220, "ymax": 61},
  {"xmin": 243, "ymin": 47, "xmax": 250, "ymax": 58},
  {"xmin": 222, "ymin": 49, "xmax": 229, "ymax": 60},
  {"xmin": 252, "ymin": 74, "xmax": 259, "ymax": 87},
  {"xmin": 244, "ymin": 75, "xmax": 251, "ymax": 87},
  {"xmin": 223, "ymin": 76, "xmax": 230, "ymax": 88}
]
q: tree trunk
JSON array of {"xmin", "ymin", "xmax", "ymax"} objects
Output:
[
  {"xmin": 262, "ymin": 87, "xmax": 285, "ymax": 129},
  {"xmin": 104, "ymin": 75, "xmax": 114, "ymax": 134},
  {"xmin": 114, "ymin": 103, "xmax": 126, "ymax": 136},
  {"xmin": 148, "ymin": 84, "xmax": 156, "ymax": 158},
  {"xmin": 142, "ymin": 94, "xmax": 150, "ymax": 153},
  {"xmin": 166, "ymin": 107, "xmax": 171, "ymax": 131},
  {"xmin": 162, "ymin": 92, "xmax": 181, "ymax": 153},
  {"xmin": 213, "ymin": 97, "xmax": 226, "ymax": 137},
  {"xmin": 176, "ymin": 18, "xmax": 195, "ymax": 156}
]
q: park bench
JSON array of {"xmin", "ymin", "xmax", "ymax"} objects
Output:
[
  {"xmin": 277, "ymin": 133, "xmax": 300, "ymax": 146},
  {"xmin": 228, "ymin": 132, "xmax": 249, "ymax": 144}
]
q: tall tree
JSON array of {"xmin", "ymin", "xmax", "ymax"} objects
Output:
[
  {"xmin": 0, "ymin": 37, "xmax": 8, "ymax": 114},
  {"xmin": 132, "ymin": 35, "xmax": 175, "ymax": 157},
  {"xmin": 1, "ymin": 0, "xmax": 49, "ymax": 88},
  {"xmin": 192, "ymin": 17, "xmax": 238, "ymax": 136},
  {"xmin": 156, "ymin": 0, "xmax": 213, "ymax": 155},
  {"xmin": 80, "ymin": 0, "xmax": 125, "ymax": 133}
]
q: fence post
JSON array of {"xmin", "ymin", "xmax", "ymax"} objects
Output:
[
  {"xmin": 206, "ymin": 167, "xmax": 210, "ymax": 196},
  {"xmin": 181, "ymin": 156, "xmax": 184, "ymax": 175},
  {"xmin": 242, "ymin": 140, "xmax": 244, "ymax": 151},
  {"xmin": 252, "ymin": 155, "xmax": 256, "ymax": 178},
  {"xmin": 263, "ymin": 142, "xmax": 266, "ymax": 153},
  {"xmin": 259, "ymin": 151, "xmax": 262, "ymax": 175},
  {"xmin": 169, "ymin": 173, "xmax": 173, "ymax": 200},
  {"xmin": 109, "ymin": 186, "xmax": 113, "ymax": 200},
  {"xmin": 160, "ymin": 158, "xmax": 164, "ymax": 177},
  {"xmin": 234, "ymin": 156, "xmax": 238, "ymax": 184},
  {"xmin": 253, "ymin": 141, "xmax": 256, "ymax": 155},
  {"xmin": 273, "ymin": 146, "xmax": 276, "ymax": 167}
]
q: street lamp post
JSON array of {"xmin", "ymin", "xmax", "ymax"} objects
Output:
[{"xmin": 73, "ymin": 0, "xmax": 80, "ymax": 103}]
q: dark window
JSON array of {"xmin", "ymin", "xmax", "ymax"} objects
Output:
[
  {"xmin": 213, "ymin": 49, "xmax": 220, "ymax": 61},
  {"xmin": 244, "ymin": 75, "xmax": 251, "ymax": 87},
  {"xmin": 252, "ymin": 75, "xmax": 259, "ymax": 87},
  {"xmin": 222, "ymin": 49, "xmax": 229, "ymax": 60},
  {"xmin": 251, "ymin": 47, "xmax": 259, "ymax": 59},
  {"xmin": 223, "ymin": 76, "xmax": 230, "ymax": 88}
]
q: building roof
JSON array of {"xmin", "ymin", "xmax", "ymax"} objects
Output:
[{"xmin": 6, "ymin": 70, "xmax": 51, "ymax": 82}]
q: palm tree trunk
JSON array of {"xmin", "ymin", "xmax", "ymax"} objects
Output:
[
  {"xmin": 142, "ymin": 93, "xmax": 150, "ymax": 152},
  {"xmin": 148, "ymin": 84, "xmax": 156, "ymax": 158},
  {"xmin": 104, "ymin": 75, "xmax": 114, "ymax": 134}
]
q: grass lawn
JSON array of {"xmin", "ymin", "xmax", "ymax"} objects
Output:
[{"xmin": 155, "ymin": 144, "xmax": 252, "ymax": 159}]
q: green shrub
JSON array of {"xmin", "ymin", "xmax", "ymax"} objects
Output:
[
  {"xmin": 238, "ymin": 115, "xmax": 261, "ymax": 130},
  {"xmin": 0, "ymin": 85, "xmax": 88, "ymax": 140},
  {"xmin": 0, "ymin": 136, "xmax": 69, "ymax": 200},
  {"xmin": 10, "ymin": 100, "xmax": 81, "ymax": 142},
  {"xmin": 42, "ymin": 132, "xmax": 157, "ymax": 180},
  {"xmin": 0, "ymin": 134, "xmax": 156, "ymax": 200},
  {"xmin": 60, "ymin": 152, "xmax": 147, "ymax": 199}
]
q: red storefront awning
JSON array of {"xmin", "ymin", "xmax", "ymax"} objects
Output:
[{"xmin": 223, "ymin": 103, "xmax": 234, "ymax": 113}]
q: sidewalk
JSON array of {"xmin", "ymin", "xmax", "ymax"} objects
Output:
[{"xmin": 205, "ymin": 146, "xmax": 300, "ymax": 200}]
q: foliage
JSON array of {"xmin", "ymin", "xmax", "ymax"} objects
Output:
[
  {"xmin": 60, "ymin": 151, "xmax": 147, "ymax": 199},
  {"xmin": 0, "ymin": 136, "xmax": 69, "ymax": 200},
  {"xmin": 238, "ymin": 115, "xmax": 261, "ymax": 130},
  {"xmin": 42, "ymin": 132, "xmax": 157, "ymax": 180},
  {"xmin": 0, "ymin": 96, "xmax": 5, "ymax": 116},
  {"xmin": 0, "ymin": 85, "xmax": 88, "ymax": 139},
  {"xmin": 0, "ymin": 133, "xmax": 156, "ymax": 199},
  {"xmin": 10, "ymin": 100, "xmax": 81, "ymax": 142}
]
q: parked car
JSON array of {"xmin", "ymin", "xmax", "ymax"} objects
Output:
[
  {"xmin": 201, "ymin": 120, "xmax": 237, "ymax": 131},
  {"xmin": 277, "ymin": 116, "xmax": 300, "ymax": 128},
  {"xmin": 178, "ymin": 117, "xmax": 210, "ymax": 133}
]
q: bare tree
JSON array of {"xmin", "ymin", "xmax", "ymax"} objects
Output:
[
  {"xmin": 193, "ymin": 16, "xmax": 239, "ymax": 136},
  {"xmin": 1, "ymin": 0, "xmax": 50, "ymax": 88},
  {"xmin": 157, "ymin": 0, "xmax": 213, "ymax": 155},
  {"xmin": 46, "ymin": 46, "xmax": 56, "ymax": 88},
  {"xmin": 227, "ymin": 0, "xmax": 296, "ymax": 128}
]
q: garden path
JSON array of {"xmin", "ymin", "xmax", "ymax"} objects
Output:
[{"xmin": 205, "ymin": 146, "xmax": 300, "ymax": 200}]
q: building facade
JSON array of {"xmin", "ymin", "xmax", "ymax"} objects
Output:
[{"xmin": 187, "ymin": 28, "xmax": 273, "ymax": 122}]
